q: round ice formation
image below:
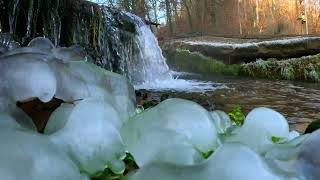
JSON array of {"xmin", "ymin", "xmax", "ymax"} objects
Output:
[
  {"xmin": 48, "ymin": 98, "xmax": 126, "ymax": 175},
  {"xmin": 65, "ymin": 61, "xmax": 136, "ymax": 122},
  {"xmin": 0, "ymin": 37, "xmax": 318, "ymax": 180},
  {"xmin": 209, "ymin": 110, "xmax": 232, "ymax": 134},
  {"xmin": 0, "ymin": 58, "xmax": 57, "ymax": 103},
  {"xmin": 297, "ymin": 130, "xmax": 320, "ymax": 180},
  {"xmin": 28, "ymin": 37, "xmax": 55, "ymax": 49},
  {"xmin": 122, "ymin": 98, "xmax": 217, "ymax": 167},
  {"xmin": 0, "ymin": 121, "xmax": 85, "ymax": 180},
  {"xmin": 225, "ymin": 107, "xmax": 290, "ymax": 153},
  {"xmin": 51, "ymin": 45, "xmax": 87, "ymax": 63},
  {"xmin": 127, "ymin": 143, "xmax": 281, "ymax": 180}
]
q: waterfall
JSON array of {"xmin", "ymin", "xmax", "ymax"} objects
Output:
[
  {"xmin": 116, "ymin": 13, "xmax": 221, "ymax": 92},
  {"xmin": 0, "ymin": 0, "xmax": 221, "ymax": 92},
  {"xmin": 121, "ymin": 13, "xmax": 171, "ymax": 85}
]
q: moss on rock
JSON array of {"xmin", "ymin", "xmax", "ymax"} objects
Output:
[
  {"xmin": 240, "ymin": 55, "xmax": 320, "ymax": 82},
  {"xmin": 166, "ymin": 49, "xmax": 241, "ymax": 76}
]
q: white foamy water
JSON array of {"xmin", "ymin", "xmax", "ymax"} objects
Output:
[
  {"xmin": 134, "ymin": 78, "xmax": 226, "ymax": 92},
  {"xmin": 134, "ymin": 71, "xmax": 227, "ymax": 92},
  {"xmin": 125, "ymin": 13, "xmax": 224, "ymax": 92}
]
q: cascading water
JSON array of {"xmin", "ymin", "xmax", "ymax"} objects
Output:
[
  {"xmin": 0, "ymin": 0, "xmax": 224, "ymax": 92},
  {"xmin": 120, "ymin": 13, "xmax": 171, "ymax": 84},
  {"xmin": 120, "ymin": 13, "xmax": 224, "ymax": 92}
]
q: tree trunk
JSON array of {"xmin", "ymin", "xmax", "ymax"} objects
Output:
[
  {"xmin": 305, "ymin": 0, "xmax": 309, "ymax": 34},
  {"xmin": 182, "ymin": 0, "xmax": 193, "ymax": 32},
  {"xmin": 165, "ymin": 0, "xmax": 173, "ymax": 36}
]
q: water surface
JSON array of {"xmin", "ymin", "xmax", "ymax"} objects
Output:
[{"xmin": 139, "ymin": 63, "xmax": 320, "ymax": 133}]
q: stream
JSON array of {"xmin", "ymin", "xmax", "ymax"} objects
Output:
[{"xmin": 138, "ymin": 60, "xmax": 320, "ymax": 133}]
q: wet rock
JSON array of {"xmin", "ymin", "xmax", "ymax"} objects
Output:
[{"xmin": 304, "ymin": 114, "xmax": 320, "ymax": 134}]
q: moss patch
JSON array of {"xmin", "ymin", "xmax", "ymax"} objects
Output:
[
  {"xmin": 240, "ymin": 54, "xmax": 320, "ymax": 82},
  {"xmin": 167, "ymin": 49, "xmax": 241, "ymax": 76}
]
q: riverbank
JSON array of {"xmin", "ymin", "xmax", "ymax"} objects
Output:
[
  {"xmin": 162, "ymin": 36, "xmax": 320, "ymax": 82},
  {"xmin": 162, "ymin": 36, "xmax": 320, "ymax": 64}
]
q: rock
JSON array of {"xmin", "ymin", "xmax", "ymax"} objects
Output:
[
  {"xmin": 165, "ymin": 37, "xmax": 320, "ymax": 64},
  {"xmin": 304, "ymin": 114, "xmax": 320, "ymax": 134}
]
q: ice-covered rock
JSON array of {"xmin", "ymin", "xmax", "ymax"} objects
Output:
[
  {"xmin": 0, "ymin": 125, "xmax": 84, "ymax": 180},
  {"xmin": 28, "ymin": 37, "xmax": 55, "ymax": 49},
  {"xmin": 44, "ymin": 103, "xmax": 74, "ymax": 134},
  {"xmin": 125, "ymin": 128, "xmax": 204, "ymax": 166},
  {"xmin": 288, "ymin": 130, "xmax": 300, "ymax": 141},
  {"xmin": 48, "ymin": 61, "xmax": 94, "ymax": 102},
  {"xmin": 126, "ymin": 143, "xmax": 281, "ymax": 180},
  {"xmin": 264, "ymin": 134, "xmax": 309, "ymax": 179},
  {"xmin": 0, "ymin": 47, "xmax": 51, "ymax": 59},
  {"xmin": 264, "ymin": 130, "xmax": 320, "ymax": 180},
  {"xmin": 48, "ymin": 60, "xmax": 135, "ymax": 122},
  {"xmin": 121, "ymin": 98, "xmax": 217, "ymax": 167},
  {"xmin": 225, "ymin": 107, "xmax": 290, "ymax": 153},
  {"xmin": 0, "ymin": 97, "xmax": 36, "ymax": 131},
  {"xmin": 0, "ymin": 112, "xmax": 23, "ymax": 129},
  {"xmin": 51, "ymin": 45, "xmax": 87, "ymax": 63},
  {"xmin": 297, "ymin": 130, "xmax": 320, "ymax": 180},
  {"xmin": 209, "ymin": 110, "xmax": 232, "ymax": 134},
  {"xmin": 65, "ymin": 61, "xmax": 136, "ymax": 122},
  {"xmin": 0, "ymin": 57, "xmax": 57, "ymax": 103},
  {"xmin": 48, "ymin": 98, "xmax": 126, "ymax": 175}
]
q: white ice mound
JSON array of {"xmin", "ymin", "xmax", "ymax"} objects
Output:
[
  {"xmin": 28, "ymin": 37, "xmax": 55, "ymax": 49},
  {"xmin": 0, "ymin": 121, "xmax": 84, "ymax": 180},
  {"xmin": 225, "ymin": 107, "xmax": 289, "ymax": 153},
  {"xmin": 0, "ymin": 97, "xmax": 36, "ymax": 131},
  {"xmin": 121, "ymin": 98, "xmax": 217, "ymax": 167},
  {"xmin": 65, "ymin": 61, "xmax": 136, "ymax": 121},
  {"xmin": 51, "ymin": 45, "xmax": 87, "ymax": 63},
  {"xmin": 47, "ymin": 61, "xmax": 135, "ymax": 123},
  {"xmin": 44, "ymin": 103, "xmax": 74, "ymax": 134},
  {"xmin": 264, "ymin": 130, "xmax": 320, "ymax": 179},
  {"xmin": 263, "ymin": 134, "xmax": 309, "ymax": 179},
  {"xmin": 0, "ymin": 57, "xmax": 57, "ymax": 102},
  {"xmin": 209, "ymin": 110, "xmax": 232, "ymax": 134},
  {"xmin": 297, "ymin": 130, "xmax": 320, "ymax": 180},
  {"xmin": 126, "ymin": 143, "xmax": 280, "ymax": 180},
  {"xmin": 48, "ymin": 98, "xmax": 126, "ymax": 175}
]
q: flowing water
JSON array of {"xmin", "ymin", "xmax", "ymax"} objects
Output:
[
  {"xmin": 125, "ymin": 13, "xmax": 219, "ymax": 91},
  {"xmin": 145, "ymin": 74, "xmax": 320, "ymax": 133},
  {"xmin": 121, "ymin": 14, "xmax": 319, "ymax": 133}
]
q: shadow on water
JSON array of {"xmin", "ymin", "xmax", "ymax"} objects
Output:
[{"xmin": 140, "ymin": 54, "xmax": 320, "ymax": 133}]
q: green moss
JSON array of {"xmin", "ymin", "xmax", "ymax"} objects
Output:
[
  {"xmin": 169, "ymin": 49, "xmax": 241, "ymax": 76},
  {"xmin": 227, "ymin": 105, "xmax": 245, "ymax": 126},
  {"xmin": 240, "ymin": 55, "xmax": 320, "ymax": 82}
]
